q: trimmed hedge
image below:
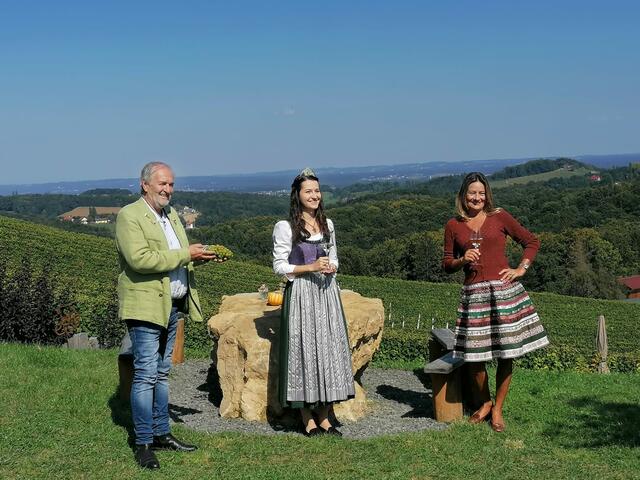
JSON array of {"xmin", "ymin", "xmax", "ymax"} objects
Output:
[{"xmin": 2, "ymin": 215, "xmax": 639, "ymax": 372}]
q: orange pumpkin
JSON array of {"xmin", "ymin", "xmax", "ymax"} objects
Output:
[{"xmin": 267, "ymin": 291, "xmax": 284, "ymax": 306}]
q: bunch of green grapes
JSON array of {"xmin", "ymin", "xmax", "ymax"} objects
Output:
[{"xmin": 204, "ymin": 244, "xmax": 234, "ymax": 262}]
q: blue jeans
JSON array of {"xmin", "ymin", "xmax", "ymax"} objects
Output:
[{"xmin": 127, "ymin": 307, "xmax": 179, "ymax": 445}]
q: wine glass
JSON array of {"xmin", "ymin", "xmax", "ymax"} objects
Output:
[
  {"xmin": 469, "ymin": 230, "xmax": 483, "ymax": 266},
  {"xmin": 317, "ymin": 240, "xmax": 334, "ymax": 287},
  {"xmin": 319, "ymin": 240, "xmax": 333, "ymax": 258}
]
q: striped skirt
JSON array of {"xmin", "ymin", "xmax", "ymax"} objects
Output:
[
  {"xmin": 453, "ymin": 280, "xmax": 549, "ymax": 362},
  {"xmin": 278, "ymin": 273, "xmax": 355, "ymax": 409}
]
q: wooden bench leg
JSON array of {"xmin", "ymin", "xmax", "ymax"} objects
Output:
[
  {"xmin": 118, "ymin": 355, "xmax": 133, "ymax": 402},
  {"xmin": 430, "ymin": 369, "xmax": 463, "ymax": 422},
  {"xmin": 171, "ymin": 316, "xmax": 185, "ymax": 365}
]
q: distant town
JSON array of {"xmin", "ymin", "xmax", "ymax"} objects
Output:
[{"xmin": 59, "ymin": 205, "xmax": 200, "ymax": 228}]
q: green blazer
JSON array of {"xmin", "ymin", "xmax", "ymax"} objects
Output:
[{"xmin": 115, "ymin": 197, "xmax": 203, "ymax": 327}]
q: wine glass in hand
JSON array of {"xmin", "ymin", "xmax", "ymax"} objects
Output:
[
  {"xmin": 469, "ymin": 230, "xmax": 483, "ymax": 266},
  {"xmin": 318, "ymin": 241, "xmax": 334, "ymax": 274}
]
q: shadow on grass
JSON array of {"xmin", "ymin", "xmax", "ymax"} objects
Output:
[
  {"xmin": 544, "ymin": 397, "xmax": 640, "ymax": 448},
  {"xmin": 107, "ymin": 386, "xmax": 134, "ymax": 448},
  {"xmin": 374, "ymin": 369, "xmax": 435, "ymax": 418}
]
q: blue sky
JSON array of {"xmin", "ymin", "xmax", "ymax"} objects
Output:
[{"xmin": 1, "ymin": 0, "xmax": 639, "ymax": 184}]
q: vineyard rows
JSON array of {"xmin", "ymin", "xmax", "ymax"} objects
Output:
[{"xmin": 2, "ymin": 215, "xmax": 638, "ymax": 358}]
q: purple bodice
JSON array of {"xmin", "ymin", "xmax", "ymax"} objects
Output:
[{"xmin": 288, "ymin": 240, "xmax": 324, "ymax": 266}]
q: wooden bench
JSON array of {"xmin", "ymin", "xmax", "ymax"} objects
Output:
[{"xmin": 424, "ymin": 328, "xmax": 465, "ymax": 422}]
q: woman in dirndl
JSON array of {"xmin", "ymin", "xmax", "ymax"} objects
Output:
[
  {"xmin": 272, "ymin": 168, "xmax": 355, "ymax": 437},
  {"xmin": 443, "ymin": 172, "xmax": 549, "ymax": 432}
]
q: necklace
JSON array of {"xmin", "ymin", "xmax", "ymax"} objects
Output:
[
  {"xmin": 304, "ymin": 220, "xmax": 319, "ymax": 233},
  {"xmin": 301, "ymin": 214, "xmax": 319, "ymax": 233}
]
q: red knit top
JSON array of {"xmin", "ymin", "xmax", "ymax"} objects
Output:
[{"xmin": 442, "ymin": 209, "xmax": 540, "ymax": 285}]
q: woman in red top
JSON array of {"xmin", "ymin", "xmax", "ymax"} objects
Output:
[{"xmin": 443, "ymin": 172, "xmax": 549, "ymax": 432}]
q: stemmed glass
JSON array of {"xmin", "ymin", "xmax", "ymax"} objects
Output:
[
  {"xmin": 317, "ymin": 240, "xmax": 334, "ymax": 287},
  {"xmin": 469, "ymin": 230, "xmax": 483, "ymax": 266}
]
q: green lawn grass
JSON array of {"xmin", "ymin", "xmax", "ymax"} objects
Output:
[{"xmin": 1, "ymin": 343, "xmax": 639, "ymax": 479}]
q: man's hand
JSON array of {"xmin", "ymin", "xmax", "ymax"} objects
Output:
[{"xmin": 189, "ymin": 243, "xmax": 217, "ymax": 262}]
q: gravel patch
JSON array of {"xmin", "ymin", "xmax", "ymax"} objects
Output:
[{"xmin": 169, "ymin": 360, "xmax": 447, "ymax": 439}]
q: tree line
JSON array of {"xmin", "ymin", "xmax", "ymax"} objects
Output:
[
  {"xmin": 2, "ymin": 160, "xmax": 639, "ymax": 301},
  {"xmin": 190, "ymin": 172, "xmax": 640, "ymax": 300}
]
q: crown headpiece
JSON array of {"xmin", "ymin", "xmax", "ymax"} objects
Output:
[{"xmin": 299, "ymin": 167, "xmax": 316, "ymax": 177}]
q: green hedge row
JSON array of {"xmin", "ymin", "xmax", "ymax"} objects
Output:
[
  {"xmin": 2, "ymin": 215, "xmax": 639, "ymax": 373},
  {"xmin": 375, "ymin": 328, "xmax": 640, "ymax": 373}
]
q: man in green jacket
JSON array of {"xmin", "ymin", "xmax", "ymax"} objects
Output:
[{"xmin": 116, "ymin": 162, "xmax": 215, "ymax": 469}]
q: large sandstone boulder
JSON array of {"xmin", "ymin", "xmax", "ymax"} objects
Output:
[{"xmin": 207, "ymin": 290, "xmax": 384, "ymax": 424}]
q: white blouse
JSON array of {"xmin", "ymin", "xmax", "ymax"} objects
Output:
[{"xmin": 272, "ymin": 219, "xmax": 339, "ymax": 280}]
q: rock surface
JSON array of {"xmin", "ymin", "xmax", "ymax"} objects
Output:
[{"xmin": 207, "ymin": 290, "xmax": 384, "ymax": 424}]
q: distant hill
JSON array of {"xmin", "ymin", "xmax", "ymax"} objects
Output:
[
  {"xmin": 81, "ymin": 188, "xmax": 133, "ymax": 195},
  {"xmin": 492, "ymin": 167, "xmax": 593, "ymax": 187},
  {"xmin": 490, "ymin": 158, "xmax": 589, "ymax": 180},
  {"xmin": 2, "ymin": 153, "xmax": 637, "ymax": 195},
  {"xmin": 576, "ymin": 152, "xmax": 640, "ymax": 169},
  {"xmin": 331, "ymin": 158, "xmax": 635, "ymax": 202}
]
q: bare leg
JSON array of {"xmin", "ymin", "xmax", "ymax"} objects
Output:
[
  {"xmin": 491, "ymin": 359, "xmax": 513, "ymax": 432},
  {"xmin": 467, "ymin": 361, "xmax": 492, "ymax": 423},
  {"xmin": 300, "ymin": 408, "xmax": 318, "ymax": 433}
]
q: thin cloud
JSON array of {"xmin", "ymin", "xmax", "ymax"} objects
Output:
[{"xmin": 276, "ymin": 107, "xmax": 296, "ymax": 116}]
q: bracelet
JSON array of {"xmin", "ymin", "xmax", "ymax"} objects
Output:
[{"xmin": 520, "ymin": 262, "xmax": 530, "ymax": 270}]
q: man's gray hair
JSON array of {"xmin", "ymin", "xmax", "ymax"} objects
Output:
[{"xmin": 140, "ymin": 161, "xmax": 172, "ymax": 195}]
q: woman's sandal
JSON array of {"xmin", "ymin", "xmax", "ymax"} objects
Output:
[{"xmin": 490, "ymin": 419, "xmax": 505, "ymax": 433}]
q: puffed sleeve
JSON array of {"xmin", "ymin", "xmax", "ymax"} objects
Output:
[
  {"xmin": 272, "ymin": 220, "xmax": 296, "ymax": 279},
  {"xmin": 442, "ymin": 219, "xmax": 457, "ymax": 273},
  {"xmin": 327, "ymin": 219, "xmax": 339, "ymax": 270},
  {"xmin": 499, "ymin": 210, "xmax": 540, "ymax": 262}
]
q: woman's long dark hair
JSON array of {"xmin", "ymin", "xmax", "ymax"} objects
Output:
[
  {"xmin": 455, "ymin": 171, "xmax": 500, "ymax": 220},
  {"xmin": 289, "ymin": 172, "xmax": 329, "ymax": 243}
]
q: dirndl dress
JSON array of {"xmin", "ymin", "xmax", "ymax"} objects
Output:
[
  {"xmin": 453, "ymin": 280, "xmax": 550, "ymax": 362},
  {"xmin": 278, "ymin": 238, "xmax": 355, "ymax": 409}
]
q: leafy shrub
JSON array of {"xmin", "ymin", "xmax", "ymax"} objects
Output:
[
  {"xmin": 373, "ymin": 329, "xmax": 428, "ymax": 364},
  {"xmin": 601, "ymin": 353, "xmax": 640, "ymax": 373},
  {"xmin": 515, "ymin": 345, "xmax": 590, "ymax": 372},
  {"xmin": 0, "ymin": 255, "xmax": 78, "ymax": 345},
  {"xmin": 184, "ymin": 318, "xmax": 212, "ymax": 354},
  {"xmin": 94, "ymin": 286, "xmax": 125, "ymax": 349}
]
